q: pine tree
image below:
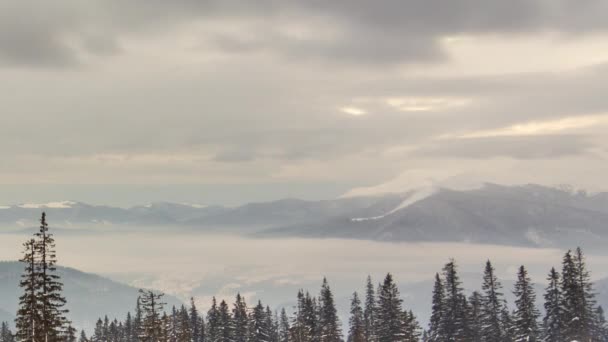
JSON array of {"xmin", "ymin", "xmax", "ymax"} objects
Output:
[
  {"xmin": 467, "ymin": 291, "xmax": 482, "ymax": 342},
  {"xmin": 138, "ymin": 289, "xmax": 165, "ymax": 342},
  {"xmin": 250, "ymin": 301, "xmax": 270, "ymax": 342},
  {"xmin": 78, "ymin": 330, "xmax": 87, "ymax": 342},
  {"xmin": 375, "ymin": 273, "xmax": 404, "ymax": 342},
  {"xmin": 402, "ymin": 309, "xmax": 421, "ymax": 341},
  {"xmin": 279, "ymin": 308, "xmax": 290, "ymax": 342},
  {"xmin": 15, "ymin": 238, "xmax": 39, "ymax": 342},
  {"xmin": 34, "ymin": 213, "xmax": 70, "ymax": 342},
  {"xmin": 189, "ymin": 298, "xmax": 202, "ymax": 342},
  {"xmin": 512, "ymin": 266, "xmax": 539, "ymax": 342},
  {"xmin": 594, "ymin": 306, "xmax": 608, "ymax": 342},
  {"xmin": 177, "ymin": 305, "xmax": 192, "ymax": 342},
  {"xmin": 363, "ymin": 276, "xmax": 376, "ymax": 342},
  {"xmin": 319, "ymin": 278, "xmax": 342, "ymax": 342},
  {"xmin": 207, "ymin": 298, "xmax": 220, "ymax": 342},
  {"xmin": 439, "ymin": 260, "xmax": 467, "ymax": 341},
  {"xmin": 232, "ymin": 294, "xmax": 248, "ymax": 342},
  {"xmin": 134, "ymin": 297, "xmax": 143, "ymax": 342},
  {"xmin": 574, "ymin": 247, "xmax": 597, "ymax": 340},
  {"xmin": 217, "ymin": 300, "xmax": 232, "ymax": 342},
  {"xmin": 542, "ymin": 267, "xmax": 562, "ymax": 342},
  {"xmin": 125, "ymin": 312, "xmax": 134, "ymax": 342},
  {"xmin": 1, "ymin": 322, "xmax": 15, "ymax": 342},
  {"xmin": 427, "ymin": 273, "xmax": 444, "ymax": 342},
  {"xmin": 480, "ymin": 260, "xmax": 505, "ymax": 342},
  {"xmin": 268, "ymin": 308, "xmax": 280, "ymax": 342},
  {"xmin": 348, "ymin": 292, "xmax": 365, "ymax": 342}
]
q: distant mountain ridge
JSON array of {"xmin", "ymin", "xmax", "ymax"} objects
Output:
[{"xmin": 2, "ymin": 184, "xmax": 608, "ymax": 249}]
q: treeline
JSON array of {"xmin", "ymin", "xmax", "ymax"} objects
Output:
[
  {"xmin": 425, "ymin": 249, "xmax": 608, "ymax": 342},
  {"xmin": 4, "ymin": 213, "xmax": 608, "ymax": 342}
]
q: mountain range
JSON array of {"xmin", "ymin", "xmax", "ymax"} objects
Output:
[{"xmin": 1, "ymin": 183, "xmax": 608, "ymax": 249}]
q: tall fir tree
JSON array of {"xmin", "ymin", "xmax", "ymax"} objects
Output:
[
  {"xmin": 574, "ymin": 247, "xmax": 597, "ymax": 340},
  {"xmin": 190, "ymin": 298, "xmax": 201, "ymax": 342},
  {"xmin": 480, "ymin": 260, "xmax": 505, "ymax": 342},
  {"xmin": 512, "ymin": 265, "xmax": 539, "ymax": 342},
  {"xmin": 207, "ymin": 297, "xmax": 220, "ymax": 342},
  {"xmin": 467, "ymin": 291, "xmax": 483, "ymax": 342},
  {"xmin": 542, "ymin": 267, "xmax": 562, "ymax": 342},
  {"xmin": 217, "ymin": 300, "xmax": 233, "ymax": 342},
  {"xmin": 439, "ymin": 260, "xmax": 468, "ymax": 341},
  {"xmin": 375, "ymin": 273, "xmax": 404, "ymax": 342},
  {"xmin": 249, "ymin": 301, "xmax": 270, "ymax": 342},
  {"xmin": 427, "ymin": 273, "xmax": 445, "ymax": 342},
  {"xmin": 279, "ymin": 308, "xmax": 290, "ymax": 342},
  {"xmin": 232, "ymin": 293, "xmax": 248, "ymax": 342},
  {"xmin": 594, "ymin": 306, "xmax": 608, "ymax": 342},
  {"xmin": 363, "ymin": 276, "xmax": 376, "ymax": 342},
  {"xmin": 15, "ymin": 238, "xmax": 39, "ymax": 342},
  {"xmin": 138, "ymin": 289, "xmax": 165, "ymax": 342},
  {"xmin": 1, "ymin": 322, "xmax": 15, "ymax": 342},
  {"xmin": 319, "ymin": 278, "xmax": 342, "ymax": 342},
  {"xmin": 348, "ymin": 292, "xmax": 365, "ymax": 342}
]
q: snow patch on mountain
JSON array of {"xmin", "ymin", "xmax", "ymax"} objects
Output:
[
  {"xmin": 18, "ymin": 201, "xmax": 77, "ymax": 209},
  {"xmin": 351, "ymin": 187, "xmax": 437, "ymax": 222}
]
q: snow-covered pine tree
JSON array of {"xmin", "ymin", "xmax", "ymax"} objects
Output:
[
  {"xmin": 138, "ymin": 289, "xmax": 165, "ymax": 342},
  {"xmin": 15, "ymin": 238, "xmax": 39, "ymax": 342},
  {"xmin": 34, "ymin": 212, "xmax": 70, "ymax": 342},
  {"xmin": 249, "ymin": 301, "xmax": 269, "ymax": 342},
  {"xmin": 124, "ymin": 312, "xmax": 134, "ymax": 342},
  {"xmin": 190, "ymin": 298, "xmax": 201, "ymax": 342},
  {"xmin": 467, "ymin": 291, "xmax": 483, "ymax": 342},
  {"xmin": 512, "ymin": 265, "xmax": 540, "ymax": 342},
  {"xmin": 319, "ymin": 278, "xmax": 342, "ymax": 342},
  {"xmin": 134, "ymin": 297, "xmax": 143, "ymax": 342},
  {"xmin": 542, "ymin": 267, "xmax": 562, "ymax": 342},
  {"xmin": 438, "ymin": 260, "xmax": 468, "ymax": 341},
  {"xmin": 375, "ymin": 273, "xmax": 404, "ymax": 342},
  {"xmin": 561, "ymin": 248, "xmax": 596, "ymax": 341},
  {"xmin": 348, "ymin": 292, "xmax": 365, "ymax": 342},
  {"xmin": 427, "ymin": 273, "xmax": 444, "ymax": 342},
  {"xmin": 1, "ymin": 322, "xmax": 15, "ymax": 342},
  {"xmin": 480, "ymin": 260, "xmax": 505, "ymax": 342},
  {"xmin": 78, "ymin": 330, "xmax": 87, "ymax": 342},
  {"xmin": 160, "ymin": 312, "xmax": 170, "ymax": 342},
  {"xmin": 402, "ymin": 309, "xmax": 421, "ymax": 341},
  {"xmin": 279, "ymin": 308, "xmax": 290, "ymax": 342},
  {"xmin": 217, "ymin": 300, "xmax": 233, "ymax": 342},
  {"xmin": 207, "ymin": 297, "xmax": 220, "ymax": 342},
  {"xmin": 177, "ymin": 305, "xmax": 192, "ymax": 342},
  {"xmin": 363, "ymin": 276, "xmax": 376, "ymax": 342},
  {"xmin": 232, "ymin": 293, "xmax": 249, "ymax": 342},
  {"xmin": 594, "ymin": 306, "xmax": 608, "ymax": 341},
  {"xmin": 269, "ymin": 308, "xmax": 280, "ymax": 342},
  {"xmin": 574, "ymin": 247, "xmax": 597, "ymax": 340}
]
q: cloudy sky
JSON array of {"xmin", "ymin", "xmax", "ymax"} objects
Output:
[{"xmin": 2, "ymin": 0, "xmax": 608, "ymax": 206}]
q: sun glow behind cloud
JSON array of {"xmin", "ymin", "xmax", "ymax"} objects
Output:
[
  {"xmin": 446, "ymin": 114, "xmax": 608, "ymax": 139},
  {"xmin": 340, "ymin": 106, "xmax": 367, "ymax": 116}
]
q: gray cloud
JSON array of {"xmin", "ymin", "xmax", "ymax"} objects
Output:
[
  {"xmin": 414, "ymin": 135, "xmax": 593, "ymax": 160},
  {"xmin": 3, "ymin": 0, "xmax": 608, "ymax": 67}
]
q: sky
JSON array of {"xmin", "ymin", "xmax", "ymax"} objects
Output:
[{"xmin": 3, "ymin": 0, "xmax": 608, "ymax": 206}]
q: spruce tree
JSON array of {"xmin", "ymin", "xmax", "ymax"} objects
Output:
[
  {"xmin": 375, "ymin": 273, "xmax": 404, "ymax": 342},
  {"xmin": 427, "ymin": 273, "xmax": 444, "ymax": 342},
  {"xmin": 348, "ymin": 292, "xmax": 365, "ymax": 342},
  {"xmin": 363, "ymin": 276, "xmax": 376, "ymax": 342},
  {"xmin": 34, "ymin": 213, "xmax": 70, "ymax": 342},
  {"xmin": 542, "ymin": 267, "xmax": 562, "ymax": 342},
  {"xmin": 189, "ymin": 298, "xmax": 201, "ymax": 342},
  {"xmin": 574, "ymin": 247, "xmax": 597, "ymax": 340},
  {"xmin": 138, "ymin": 289, "xmax": 165, "ymax": 342},
  {"xmin": 78, "ymin": 331, "xmax": 87, "ymax": 342},
  {"xmin": 15, "ymin": 238, "xmax": 39, "ymax": 342},
  {"xmin": 480, "ymin": 260, "xmax": 505, "ymax": 342},
  {"xmin": 439, "ymin": 260, "xmax": 467, "ymax": 341},
  {"xmin": 232, "ymin": 294, "xmax": 248, "ymax": 342},
  {"xmin": 319, "ymin": 278, "xmax": 342, "ymax": 342},
  {"xmin": 249, "ymin": 301, "xmax": 269, "ymax": 342},
  {"xmin": 217, "ymin": 300, "xmax": 233, "ymax": 342},
  {"xmin": 467, "ymin": 291, "xmax": 483, "ymax": 342},
  {"xmin": 207, "ymin": 298, "xmax": 220, "ymax": 342},
  {"xmin": 1, "ymin": 322, "xmax": 15, "ymax": 342},
  {"xmin": 594, "ymin": 306, "xmax": 608, "ymax": 342},
  {"xmin": 512, "ymin": 265, "xmax": 539, "ymax": 341},
  {"xmin": 279, "ymin": 308, "xmax": 290, "ymax": 342}
]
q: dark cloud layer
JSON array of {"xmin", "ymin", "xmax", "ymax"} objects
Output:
[{"xmin": 2, "ymin": 0, "xmax": 608, "ymax": 67}]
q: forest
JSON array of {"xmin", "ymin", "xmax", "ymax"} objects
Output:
[{"xmin": 2, "ymin": 213, "xmax": 607, "ymax": 342}]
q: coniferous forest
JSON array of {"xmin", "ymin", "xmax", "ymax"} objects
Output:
[{"xmin": 3, "ymin": 213, "xmax": 608, "ymax": 342}]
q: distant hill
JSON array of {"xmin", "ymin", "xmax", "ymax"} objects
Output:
[{"xmin": 0, "ymin": 261, "xmax": 182, "ymax": 331}]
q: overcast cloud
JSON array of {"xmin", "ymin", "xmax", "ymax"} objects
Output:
[{"xmin": 2, "ymin": 0, "xmax": 608, "ymax": 205}]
